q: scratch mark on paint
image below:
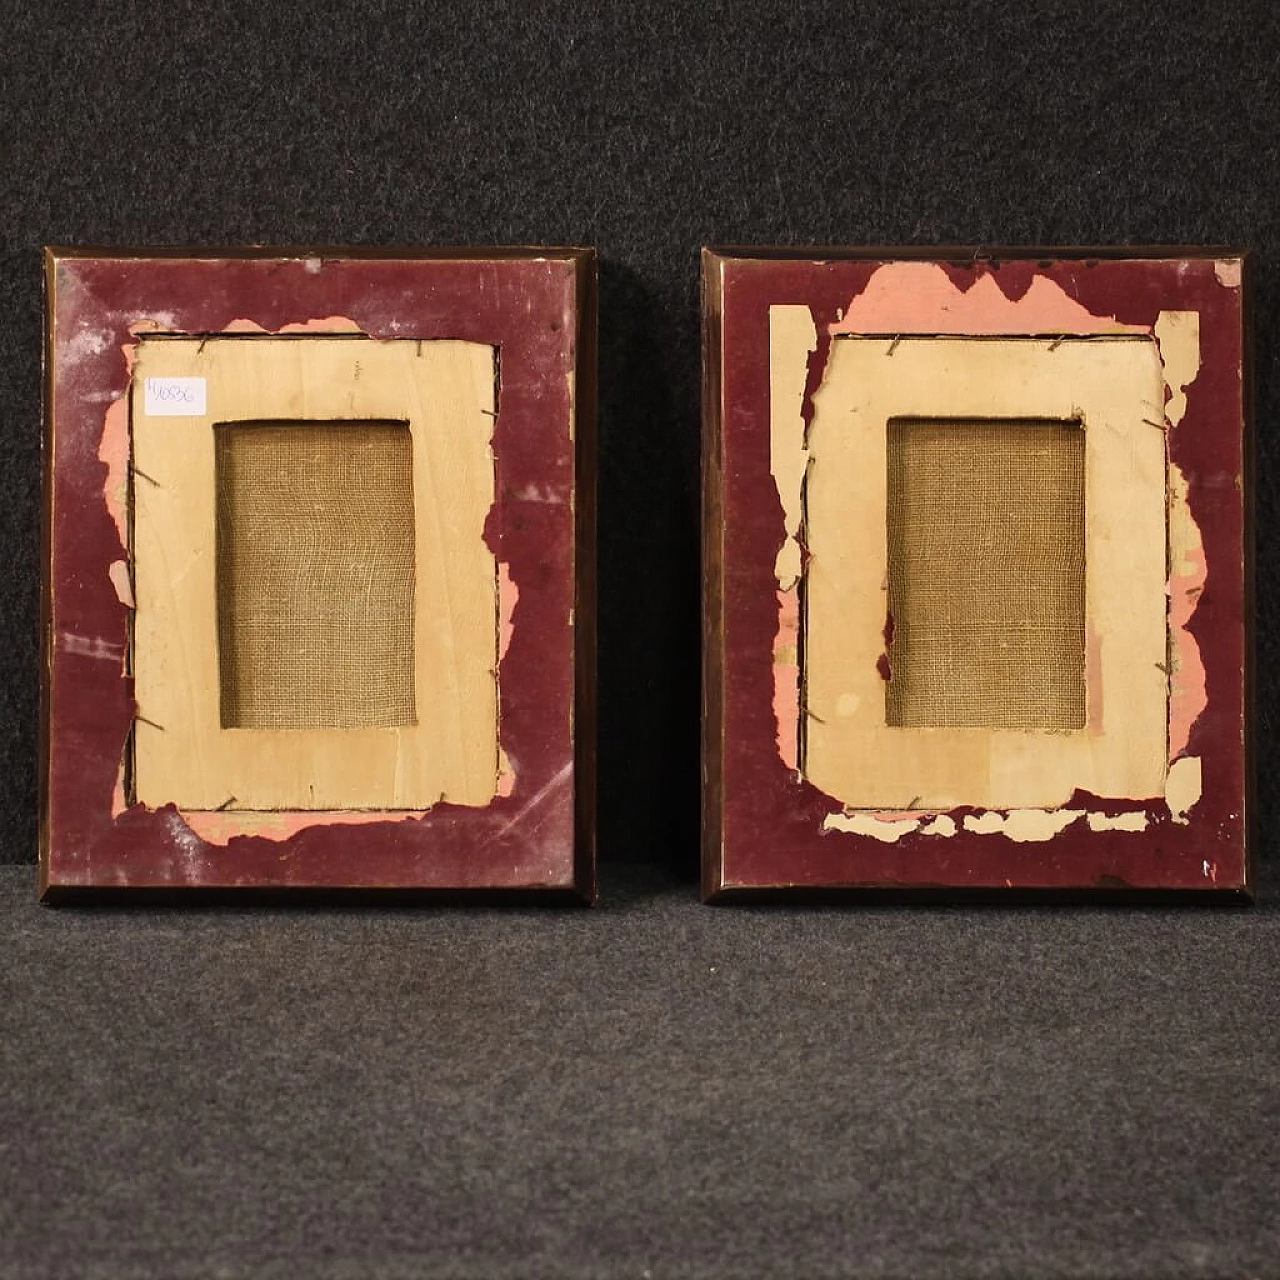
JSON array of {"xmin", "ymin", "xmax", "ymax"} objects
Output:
[
  {"xmin": 489, "ymin": 762, "xmax": 573, "ymax": 843},
  {"xmin": 513, "ymin": 482, "xmax": 567, "ymax": 505},
  {"xmin": 60, "ymin": 632, "xmax": 124, "ymax": 662}
]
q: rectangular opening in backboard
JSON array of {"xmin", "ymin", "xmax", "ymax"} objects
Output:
[
  {"xmin": 214, "ymin": 419, "xmax": 417, "ymax": 730},
  {"xmin": 885, "ymin": 417, "xmax": 1086, "ymax": 731}
]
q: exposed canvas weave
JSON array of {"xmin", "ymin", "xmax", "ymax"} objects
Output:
[
  {"xmin": 215, "ymin": 421, "xmax": 416, "ymax": 730},
  {"xmin": 884, "ymin": 418, "xmax": 1086, "ymax": 731}
]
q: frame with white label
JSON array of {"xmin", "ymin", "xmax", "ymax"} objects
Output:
[{"xmin": 41, "ymin": 247, "xmax": 597, "ymax": 901}]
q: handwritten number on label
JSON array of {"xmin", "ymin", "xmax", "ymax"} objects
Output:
[{"xmin": 151, "ymin": 382, "xmax": 195, "ymax": 403}]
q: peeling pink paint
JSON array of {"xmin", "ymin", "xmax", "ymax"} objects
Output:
[
  {"xmin": 794, "ymin": 264, "xmax": 1146, "ymax": 832},
  {"xmin": 773, "ymin": 589, "xmax": 800, "ymax": 772},
  {"xmin": 108, "ymin": 560, "xmax": 133, "ymax": 608},
  {"xmin": 182, "ymin": 807, "xmax": 411, "ymax": 847},
  {"xmin": 495, "ymin": 564, "xmax": 520, "ymax": 796},
  {"xmin": 97, "ymin": 398, "xmax": 130, "ymax": 547},
  {"xmin": 499, "ymin": 563, "xmax": 518, "ymax": 661},
  {"xmin": 281, "ymin": 315, "xmax": 364, "ymax": 334},
  {"xmin": 224, "ymin": 315, "xmax": 364, "ymax": 335},
  {"xmin": 771, "ymin": 269, "xmax": 1219, "ymax": 852},
  {"xmin": 496, "ymin": 756, "xmax": 516, "ymax": 798},
  {"xmin": 828, "ymin": 263, "xmax": 1148, "ymax": 337},
  {"xmin": 1169, "ymin": 540, "xmax": 1208, "ymax": 759},
  {"xmin": 110, "ymin": 762, "xmax": 128, "ymax": 820}
]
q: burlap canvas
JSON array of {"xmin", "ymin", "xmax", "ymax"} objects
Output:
[
  {"xmin": 884, "ymin": 417, "xmax": 1086, "ymax": 731},
  {"xmin": 215, "ymin": 420, "xmax": 417, "ymax": 730}
]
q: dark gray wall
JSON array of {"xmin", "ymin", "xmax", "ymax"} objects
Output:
[{"xmin": 4, "ymin": 1, "xmax": 1275, "ymax": 868}]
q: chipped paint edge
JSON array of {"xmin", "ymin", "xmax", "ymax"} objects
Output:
[
  {"xmin": 99, "ymin": 313, "xmax": 519, "ymax": 843},
  {"xmin": 828, "ymin": 262, "xmax": 1149, "ymax": 338},
  {"xmin": 1156, "ymin": 311, "xmax": 1209, "ymax": 764},
  {"xmin": 823, "ymin": 806, "xmax": 1156, "ymax": 843},
  {"xmin": 768, "ymin": 306, "xmax": 816, "ymax": 772}
]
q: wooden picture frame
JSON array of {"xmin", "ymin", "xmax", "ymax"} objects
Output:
[
  {"xmin": 42, "ymin": 247, "xmax": 596, "ymax": 902},
  {"xmin": 702, "ymin": 247, "xmax": 1252, "ymax": 901}
]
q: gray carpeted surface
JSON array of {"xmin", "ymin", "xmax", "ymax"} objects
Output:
[
  {"xmin": 3, "ymin": 0, "xmax": 1280, "ymax": 872},
  {"xmin": 2, "ymin": 863, "xmax": 1277, "ymax": 1280}
]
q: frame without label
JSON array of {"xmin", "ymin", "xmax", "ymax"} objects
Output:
[
  {"xmin": 42, "ymin": 247, "xmax": 597, "ymax": 901},
  {"xmin": 702, "ymin": 247, "xmax": 1252, "ymax": 899}
]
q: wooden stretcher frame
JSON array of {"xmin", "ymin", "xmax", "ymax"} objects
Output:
[
  {"xmin": 41, "ymin": 247, "xmax": 597, "ymax": 902},
  {"xmin": 702, "ymin": 246, "xmax": 1252, "ymax": 901}
]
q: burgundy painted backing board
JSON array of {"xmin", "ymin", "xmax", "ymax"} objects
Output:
[
  {"xmin": 702, "ymin": 247, "xmax": 1251, "ymax": 901},
  {"xmin": 42, "ymin": 247, "xmax": 596, "ymax": 902}
]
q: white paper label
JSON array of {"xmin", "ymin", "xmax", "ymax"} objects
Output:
[{"xmin": 144, "ymin": 376, "xmax": 207, "ymax": 416}]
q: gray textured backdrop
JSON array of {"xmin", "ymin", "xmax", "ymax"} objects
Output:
[{"xmin": 3, "ymin": 11, "xmax": 1278, "ymax": 1275}]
